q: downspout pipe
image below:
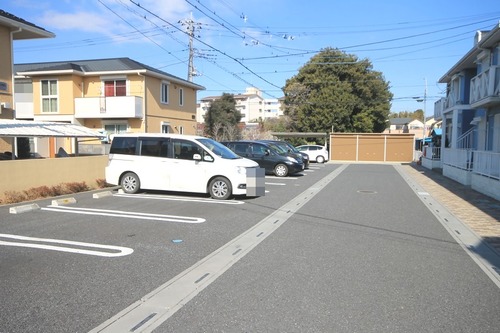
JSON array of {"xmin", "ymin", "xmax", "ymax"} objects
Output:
[{"xmin": 137, "ymin": 72, "xmax": 146, "ymax": 132}]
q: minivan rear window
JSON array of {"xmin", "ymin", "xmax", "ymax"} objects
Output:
[{"xmin": 110, "ymin": 137, "xmax": 137, "ymax": 155}]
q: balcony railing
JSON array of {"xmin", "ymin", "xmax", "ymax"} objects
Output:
[
  {"xmin": 473, "ymin": 151, "xmax": 500, "ymax": 180},
  {"xmin": 74, "ymin": 96, "xmax": 143, "ymax": 119},
  {"xmin": 470, "ymin": 65, "xmax": 500, "ymax": 108},
  {"xmin": 443, "ymin": 91, "xmax": 467, "ymax": 110},
  {"xmin": 433, "ymin": 98, "xmax": 445, "ymax": 120},
  {"xmin": 442, "ymin": 148, "xmax": 473, "ymax": 171}
]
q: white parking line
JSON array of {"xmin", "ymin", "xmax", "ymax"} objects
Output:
[
  {"xmin": 114, "ymin": 193, "xmax": 244, "ymax": 205},
  {"xmin": 0, "ymin": 233, "xmax": 133, "ymax": 257},
  {"xmin": 41, "ymin": 206, "xmax": 205, "ymax": 223},
  {"xmin": 265, "ymin": 176, "xmax": 299, "ymax": 180},
  {"xmin": 265, "ymin": 182, "xmax": 286, "ymax": 186},
  {"xmin": 89, "ymin": 164, "xmax": 348, "ymax": 333}
]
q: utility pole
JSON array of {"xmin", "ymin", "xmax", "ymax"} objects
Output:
[{"xmin": 180, "ymin": 13, "xmax": 200, "ymax": 82}]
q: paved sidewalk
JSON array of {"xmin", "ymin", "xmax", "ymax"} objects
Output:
[{"xmin": 401, "ymin": 163, "xmax": 500, "ymax": 255}]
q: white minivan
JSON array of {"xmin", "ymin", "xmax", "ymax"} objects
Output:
[{"xmin": 105, "ymin": 133, "xmax": 262, "ymax": 200}]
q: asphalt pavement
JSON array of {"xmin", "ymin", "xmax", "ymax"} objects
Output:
[{"xmin": 0, "ymin": 162, "xmax": 499, "ymax": 333}]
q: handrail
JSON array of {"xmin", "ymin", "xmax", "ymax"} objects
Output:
[{"xmin": 456, "ymin": 127, "xmax": 475, "ymax": 149}]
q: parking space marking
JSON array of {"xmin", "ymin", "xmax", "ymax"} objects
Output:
[
  {"xmin": 114, "ymin": 193, "xmax": 244, "ymax": 205},
  {"xmin": 265, "ymin": 182, "xmax": 286, "ymax": 186},
  {"xmin": 0, "ymin": 233, "xmax": 133, "ymax": 257},
  {"xmin": 265, "ymin": 176, "xmax": 299, "ymax": 180},
  {"xmin": 90, "ymin": 164, "xmax": 348, "ymax": 333},
  {"xmin": 41, "ymin": 206, "xmax": 205, "ymax": 223}
]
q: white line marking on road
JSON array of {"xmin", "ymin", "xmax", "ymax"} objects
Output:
[
  {"xmin": 0, "ymin": 233, "xmax": 133, "ymax": 257},
  {"xmin": 89, "ymin": 164, "xmax": 348, "ymax": 333},
  {"xmin": 41, "ymin": 206, "xmax": 205, "ymax": 223},
  {"xmin": 265, "ymin": 182, "xmax": 286, "ymax": 186},
  {"xmin": 265, "ymin": 176, "xmax": 298, "ymax": 180},
  {"xmin": 114, "ymin": 193, "xmax": 244, "ymax": 205}
]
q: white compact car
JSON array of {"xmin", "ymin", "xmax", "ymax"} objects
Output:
[
  {"xmin": 296, "ymin": 145, "xmax": 329, "ymax": 163},
  {"xmin": 105, "ymin": 133, "xmax": 262, "ymax": 200}
]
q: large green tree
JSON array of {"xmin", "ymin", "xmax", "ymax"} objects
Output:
[
  {"xmin": 282, "ymin": 48, "xmax": 393, "ymax": 134},
  {"xmin": 203, "ymin": 93, "xmax": 242, "ymax": 141}
]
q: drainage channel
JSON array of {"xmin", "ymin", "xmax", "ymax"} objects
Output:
[
  {"xmin": 89, "ymin": 164, "xmax": 349, "ymax": 333},
  {"xmin": 394, "ymin": 165, "xmax": 500, "ymax": 289}
]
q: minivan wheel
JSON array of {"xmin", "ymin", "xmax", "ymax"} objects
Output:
[
  {"xmin": 316, "ymin": 155, "xmax": 325, "ymax": 163},
  {"xmin": 274, "ymin": 163, "xmax": 289, "ymax": 177},
  {"xmin": 121, "ymin": 172, "xmax": 140, "ymax": 194},
  {"xmin": 209, "ymin": 177, "xmax": 232, "ymax": 200}
]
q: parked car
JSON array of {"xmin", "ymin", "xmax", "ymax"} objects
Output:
[
  {"xmin": 296, "ymin": 144, "xmax": 329, "ymax": 163},
  {"xmin": 258, "ymin": 140, "xmax": 309, "ymax": 169},
  {"xmin": 105, "ymin": 133, "xmax": 262, "ymax": 200},
  {"xmin": 222, "ymin": 140, "xmax": 304, "ymax": 177}
]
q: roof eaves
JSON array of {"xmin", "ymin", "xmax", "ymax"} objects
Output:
[{"xmin": 0, "ymin": 10, "xmax": 55, "ymax": 40}]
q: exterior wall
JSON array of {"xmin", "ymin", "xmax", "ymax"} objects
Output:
[
  {"xmin": 31, "ymin": 74, "xmax": 80, "ymax": 118},
  {"xmin": 330, "ymin": 133, "xmax": 414, "ymax": 163},
  {"xmin": 144, "ymin": 75, "xmax": 197, "ymax": 135},
  {"xmin": 0, "ymin": 26, "xmax": 14, "ymax": 152},
  {"xmin": 0, "ymin": 155, "xmax": 108, "ymax": 201},
  {"xmin": 471, "ymin": 174, "xmax": 500, "ymax": 201},
  {"xmin": 443, "ymin": 164, "xmax": 471, "ymax": 185}
]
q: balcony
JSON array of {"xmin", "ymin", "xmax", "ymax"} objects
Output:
[
  {"xmin": 75, "ymin": 96, "xmax": 143, "ymax": 119},
  {"xmin": 443, "ymin": 92, "xmax": 468, "ymax": 111},
  {"xmin": 470, "ymin": 65, "xmax": 500, "ymax": 108},
  {"xmin": 433, "ymin": 98, "xmax": 445, "ymax": 120}
]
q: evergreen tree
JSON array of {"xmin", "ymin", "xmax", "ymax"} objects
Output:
[
  {"xmin": 203, "ymin": 93, "xmax": 242, "ymax": 141},
  {"xmin": 282, "ymin": 48, "xmax": 393, "ymax": 134}
]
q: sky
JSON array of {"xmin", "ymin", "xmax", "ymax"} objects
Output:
[{"xmin": 3, "ymin": 0, "xmax": 500, "ymax": 117}]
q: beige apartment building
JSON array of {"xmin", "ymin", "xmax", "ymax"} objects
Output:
[
  {"xmin": 14, "ymin": 58, "xmax": 205, "ymax": 157},
  {"xmin": 0, "ymin": 9, "xmax": 54, "ymax": 154}
]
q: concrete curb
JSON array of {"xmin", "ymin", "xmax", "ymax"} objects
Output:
[
  {"xmin": 93, "ymin": 191, "xmax": 114, "ymax": 199},
  {"xmin": 51, "ymin": 197, "xmax": 77, "ymax": 206},
  {"xmin": 9, "ymin": 203, "xmax": 40, "ymax": 214}
]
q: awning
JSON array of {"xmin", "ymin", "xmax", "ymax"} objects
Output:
[
  {"xmin": 431, "ymin": 128, "xmax": 442, "ymax": 136},
  {"xmin": 0, "ymin": 119, "xmax": 105, "ymax": 138}
]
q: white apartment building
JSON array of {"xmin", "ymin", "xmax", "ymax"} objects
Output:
[{"xmin": 197, "ymin": 87, "xmax": 283, "ymax": 124}]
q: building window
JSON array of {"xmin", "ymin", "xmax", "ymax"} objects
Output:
[
  {"xmin": 178, "ymin": 126, "xmax": 184, "ymax": 134},
  {"xmin": 104, "ymin": 123, "xmax": 128, "ymax": 135},
  {"xmin": 104, "ymin": 80, "xmax": 126, "ymax": 97},
  {"xmin": 161, "ymin": 82, "xmax": 169, "ymax": 104},
  {"xmin": 179, "ymin": 88, "xmax": 184, "ymax": 106},
  {"xmin": 41, "ymin": 79, "xmax": 58, "ymax": 113},
  {"xmin": 161, "ymin": 122, "xmax": 170, "ymax": 133}
]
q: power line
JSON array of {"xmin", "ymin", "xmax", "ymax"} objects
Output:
[{"xmin": 128, "ymin": 0, "xmax": 282, "ymax": 92}]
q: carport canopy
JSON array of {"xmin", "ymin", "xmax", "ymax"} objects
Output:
[
  {"xmin": 0, "ymin": 119, "xmax": 104, "ymax": 138},
  {"xmin": 270, "ymin": 132, "xmax": 328, "ymax": 138}
]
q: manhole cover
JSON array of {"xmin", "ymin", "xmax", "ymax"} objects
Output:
[{"xmin": 357, "ymin": 190, "xmax": 377, "ymax": 194}]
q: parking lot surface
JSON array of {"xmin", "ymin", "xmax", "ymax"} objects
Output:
[{"xmin": 1, "ymin": 163, "xmax": 499, "ymax": 333}]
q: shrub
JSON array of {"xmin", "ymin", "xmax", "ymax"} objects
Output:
[
  {"xmin": 3, "ymin": 191, "xmax": 28, "ymax": 204},
  {"xmin": 64, "ymin": 182, "xmax": 89, "ymax": 193},
  {"xmin": 24, "ymin": 186, "xmax": 54, "ymax": 200},
  {"xmin": 2, "ymin": 181, "xmax": 106, "ymax": 205},
  {"xmin": 96, "ymin": 178, "xmax": 108, "ymax": 188}
]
